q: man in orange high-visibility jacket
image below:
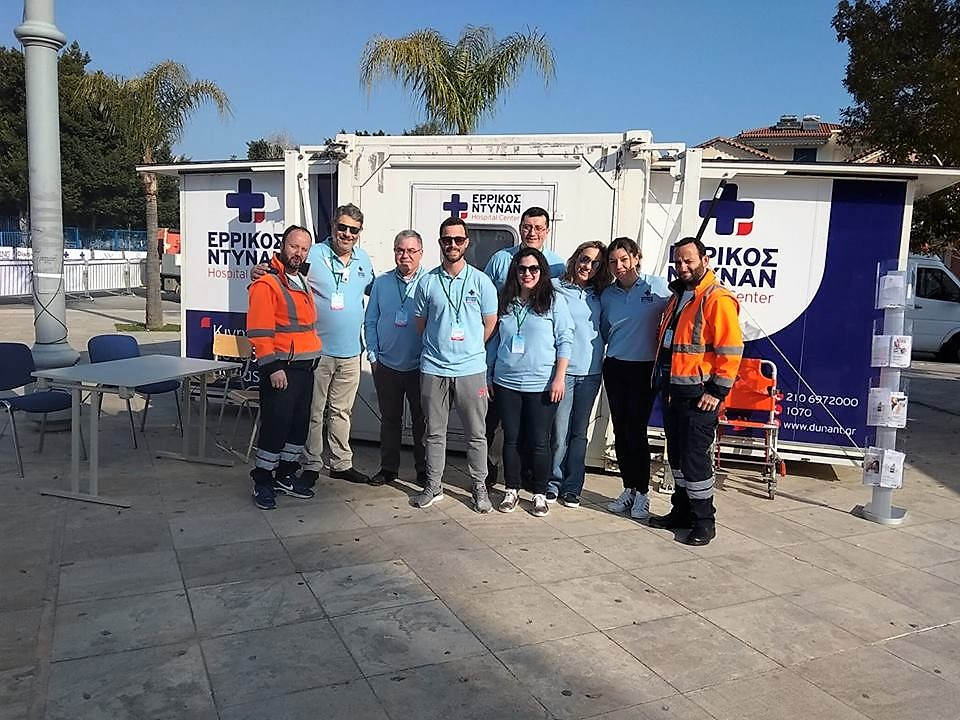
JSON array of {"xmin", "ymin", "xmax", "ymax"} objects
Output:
[
  {"xmin": 246, "ymin": 225, "xmax": 323, "ymax": 510},
  {"xmin": 650, "ymin": 236, "xmax": 743, "ymax": 546}
]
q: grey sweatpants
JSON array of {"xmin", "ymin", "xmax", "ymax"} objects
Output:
[{"xmin": 420, "ymin": 372, "xmax": 488, "ymax": 492}]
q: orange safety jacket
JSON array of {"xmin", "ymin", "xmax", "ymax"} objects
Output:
[
  {"xmin": 655, "ymin": 268, "xmax": 743, "ymax": 398},
  {"xmin": 247, "ymin": 254, "xmax": 322, "ymax": 376}
]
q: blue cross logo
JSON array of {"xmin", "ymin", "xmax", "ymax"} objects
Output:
[
  {"xmin": 699, "ymin": 183, "xmax": 754, "ymax": 236},
  {"xmin": 443, "ymin": 193, "xmax": 468, "ymax": 218},
  {"xmin": 226, "ymin": 178, "xmax": 265, "ymax": 223}
]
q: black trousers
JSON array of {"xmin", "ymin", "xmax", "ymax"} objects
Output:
[
  {"xmin": 372, "ymin": 363, "xmax": 426, "ymax": 476},
  {"xmin": 602, "ymin": 358, "xmax": 656, "ymax": 494},
  {"xmin": 252, "ymin": 362, "xmax": 314, "ymax": 485},
  {"xmin": 662, "ymin": 392, "xmax": 718, "ymax": 530},
  {"xmin": 495, "ymin": 385, "xmax": 558, "ymax": 495}
]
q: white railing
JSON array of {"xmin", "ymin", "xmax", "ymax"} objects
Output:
[{"xmin": 0, "ymin": 255, "xmax": 147, "ymax": 298}]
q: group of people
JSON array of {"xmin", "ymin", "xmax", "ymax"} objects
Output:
[{"xmin": 246, "ymin": 203, "xmax": 743, "ymax": 546}]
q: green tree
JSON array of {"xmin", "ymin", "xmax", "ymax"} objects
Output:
[
  {"xmin": 76, "ymin": 61, "xmax": 231, "ymax": 328},
  {"xmin": 0, "ymin": 47, "xmax": 28, "ymax": 219},
  {"xmin": 360, "ymin": 25, "xmax": 555, "ymax": 134},
  {"xmin": 246, "ymin": 138, "xmax": 283, "ymax": 160},
  {"xmin": 834, "ymin": 0, "xmax": 960, "ymax": 252},
  {"xmin": 403, "ymin": 120, "xmax": 444, "ymax": 135},
  {"xmin": 247, "ymin": 131, "xmax": 295, "ymax": 161}
]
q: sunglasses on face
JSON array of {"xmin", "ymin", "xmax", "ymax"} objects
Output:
[
  {"xmin": 577, "ymin": 256, "xmax": 602, "ymax": 269},
  {"xmin": 336, "ymin": 223, "xmax": 362, "ymax": 235},
  {"xmin": 394, "ymin": 247, "xmax": 421, "ymax": 256},
  {"xmin": 517, "ymin": 265, "xmax": 541, "ymax": 276},
  {"xmin": 440, "ymin": 236, "xmax": 467, "ymax": 246}
]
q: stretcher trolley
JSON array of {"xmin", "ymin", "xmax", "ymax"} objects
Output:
[{"xmin": 713, "ymin": 358, "xmax": 787, "ymax": 499}]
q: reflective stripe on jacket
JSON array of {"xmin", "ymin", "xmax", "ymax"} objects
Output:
[
  {"xmin": 656, "ymin": 268, "xmax": 743, "ymax": 398},
  {"xmin": 247, "ymin": 254, "xmax": 322, "ymax": 375}
]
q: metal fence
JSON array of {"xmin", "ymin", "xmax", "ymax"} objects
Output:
[
  {"xmin": 0, "ymin": 228, "xmax": 148, "ymax": 251},
  {"xmin": 0, "ymin": 257, "xmax": 145, "ymax": 298}
]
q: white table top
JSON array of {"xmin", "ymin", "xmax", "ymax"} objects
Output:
[{"xmin": 33, "ymin": 355, "xmax": 241, "ymax": 389}]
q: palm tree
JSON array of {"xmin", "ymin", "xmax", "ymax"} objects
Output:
[
  {"xmin": 77, "ymin": 61, "xmax": 231, "ymax": 329},
  {"xmin": 360, "ymin": 25, "xmax": 555, "ymax": 135}
]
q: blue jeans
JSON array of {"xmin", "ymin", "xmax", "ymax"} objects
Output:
[{"xmin": 548, "ymin": 373, "xmax": 602, "ymax": 498}]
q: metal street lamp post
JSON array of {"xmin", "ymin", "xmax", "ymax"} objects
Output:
[{"xmin": 15, "ymin": 0, "xmax": 79, "ymax": 369}]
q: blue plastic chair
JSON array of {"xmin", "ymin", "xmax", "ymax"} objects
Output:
[
  {"xmin": 86, "ymin": 334, "xmax": 182, "ymax": 449},
  {"xmin": 0, "ymin": 342, "xmax": 79, "ymax": 477}
]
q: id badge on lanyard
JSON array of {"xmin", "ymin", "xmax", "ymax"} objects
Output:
[
  {"xmin": 451, "ymin": 325, "xmax": 465, "ymax": 341},
  {"xmin": 394, "ymin": 309, "xmax": 409, "ymax": 327},
  {"xmin": 330, "ymin": 292, "xmax": 345, "ymax": 310},
  {"xmin": 511, "ymin": 335, "xmax": 525, "ymax": 354}
]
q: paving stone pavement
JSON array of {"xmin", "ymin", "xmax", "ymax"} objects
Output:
[{"xmin": 1, "ymin": 299, "xmax": 960, "ymax": 719}]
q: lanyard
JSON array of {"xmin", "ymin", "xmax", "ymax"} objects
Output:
[
  {"xmin": 512, "ymin": 300, "xmax": 531, "ymax": 334},
  {"xmin": 396, "ymin": 267, "xmax": 420, "ymax": 306},
  {"xmin": 439, "ymin": 267, "xmax": 469, "ymax": 323},
  {"xmin": 327, "ymin": 247, "xmax": 352, "ymax": 292}
]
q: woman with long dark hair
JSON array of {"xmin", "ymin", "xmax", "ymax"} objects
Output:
[
  {"xmin": 489, "ymin": 247, "xmax": 574, "ymax": 517},
  {"xmin": 546, "ymin": 240, "xmax": 612, "ymax": 507},
  {"xmin": 600, "ymin": 237, "xmax": 670, "ymax": 519}
]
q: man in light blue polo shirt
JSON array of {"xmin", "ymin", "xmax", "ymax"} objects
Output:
[
  {"xmin": 301, "ymin": 204, "xmax": 375, "ymax": 486},
  {"xmin": 413, "ymin": 217, "xmax": 498, "ymax": 513},
  {"xmin": 483, "ymin": 207, "xmax": 566, "ymax": 290},
  {"xmin": 364, "ymin": 229, "xmax": 427, "ymax": 488}
]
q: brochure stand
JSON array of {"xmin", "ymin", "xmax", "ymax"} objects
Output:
[{"xmin": 860, "ymin": 264, "xmax": 910, "ymax": 525}]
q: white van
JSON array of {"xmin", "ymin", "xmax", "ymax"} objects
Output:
[{"xmin": 908, "ymin": 254, "xmax": 960, "ymax": 361}]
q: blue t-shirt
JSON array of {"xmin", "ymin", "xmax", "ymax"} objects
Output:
[
  {"xmin": 600, "ymin": 274, "xmax": 671, "ymax": 362},
  {"xmin": 483, "ymin": 245, "xmax": 566, "ymax": 291},
  {"xmin": 306, "ymin": 238, "xmax": 375, "ymax": 358},
  {"xmin": 414, "ymin": 265, "xmax": 498, "ymax": 377},
  {"xmin": 364, "ymin": 266, "xmax": 426, "ymax": 372},
  {"xmin": 552, "ymin": 278, "xmax": 604, "ymax": 376},
  {"xmin": 490, "ymin": 294, "xmax": 574, "ymax": 392}
]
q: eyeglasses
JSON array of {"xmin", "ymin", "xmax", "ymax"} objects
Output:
[
  {"xmin": 394, "ymin": 247, "xmax": 421, "ymax": 256},
  {"xmin": 577, "ymin": 256, "xmax": 602, "ymax": 269},
  {"xmin": 440, "ymin": 236, "xmax": 467, "ymax": 246},
  {"xmin": 520, "ymin": 224, "xmax": 548, "ymax": 234},
  {"xmin": 336, "ymin": 223, "xmax": 362, "ymax": 235},
  {"xmin": 517, "ymin": 265, "xmax": 541, "ymax": 276}
]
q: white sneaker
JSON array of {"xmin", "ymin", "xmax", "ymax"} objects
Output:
[
  {"xmin": 499, "ymin": 489, "xmax": 519, "ymax": 513},
  {"xmin": 630, "ymin": 492, "xmax": 650, "ymax": 520},
  {"xmin": 532, "ymin": 494, "xmax": 549, "ymax": 517},
  {"xmin": 607, "ymin": 488, "xmax": 635, "ymax": 514}
]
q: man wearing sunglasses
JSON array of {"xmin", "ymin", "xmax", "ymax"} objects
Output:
[
  {"xmin": 255, "ymin": 204, "xmax": 375, "ymax": 487},
  {"xmin": 412, "ymin": 217, "xmax": 498, "ymax": 513}
]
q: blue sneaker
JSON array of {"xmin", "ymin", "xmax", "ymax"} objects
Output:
[
  {"xmin": 273, "ymin": 475, "xmax": 315, "ymax": 500},
  {"xmin": 253, "ymin": 484, "xmax": 276, "ymax": 510}
]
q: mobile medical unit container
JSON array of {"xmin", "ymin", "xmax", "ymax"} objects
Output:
[{"xmin": 145, "ymin": 130, "xmax": 960, "ymax": 467}]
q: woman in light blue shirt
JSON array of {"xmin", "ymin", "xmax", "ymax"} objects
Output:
[
  {"xmin": 600, "ymin": 237, "xmax": 671, "ymax": 521},
  {"xmin": 547, "ymin": 240, "xmax": 612, "ymax": 507},
  {"xmin": 489, "ymin": 248, "xmax": 574, "ymax": 517}
]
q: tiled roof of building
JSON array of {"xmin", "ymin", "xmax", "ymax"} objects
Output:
[
  {"xmin": 738, "ymin": 122, "xmax": 844, "ymax": 139},
  {"xmin": 695, "ymin": 136, "xmax": 778, "ymax": 160}
]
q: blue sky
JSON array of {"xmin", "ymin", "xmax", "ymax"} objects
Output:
[{"xmin": 5, "ymin": 0, "xmax": 854, "ymax": 161}]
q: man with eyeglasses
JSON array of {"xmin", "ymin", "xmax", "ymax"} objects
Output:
[
  {"xmin": 412, "ymin": 217, "xmax": 498, "ymax": 513},
  {"xmin": 363, "ymin": 230, "xmax": 428, "ymax": 488},
  {"xmin": 255, "ymin": 204, "xmax": 375, "ymax": 487},
  {"xmin": 482, "ymin": 207, "xmax": 566, "ymax": 489},
  {"xmin": 483, "ymin": 207, "xmax": 565, "ymax": 290}
]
